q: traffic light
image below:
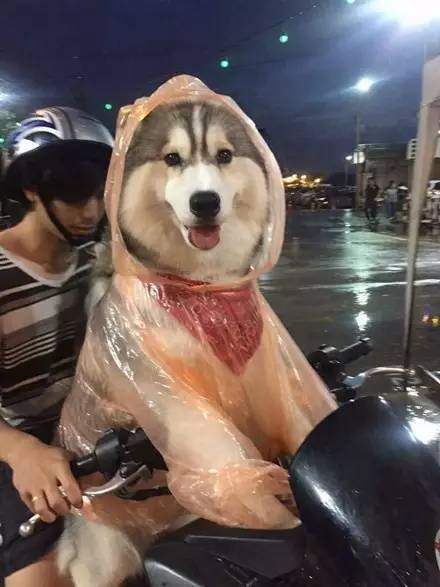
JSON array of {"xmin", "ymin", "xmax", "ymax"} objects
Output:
[
  {"xmin": 346, "ymin": 0, "xmax": 356, "ymax": 4},
  {"xmin": 0, "ymin": 138, "xmax": 4, "ymax": 144},
  {"xmin": 279, "ymin": 33, "xmax": 289, "ymax": 44},
  {"xmin": 104, "ymin": 103, "xmax": 113, "ymax": 111},
  {"xmin": 219, "ymin": 58, "xmax": 230, "ymax": 69}
]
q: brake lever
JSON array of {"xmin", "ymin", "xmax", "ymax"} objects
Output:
[
  {"xmin": 19, "ymin": 464, "xmax": 148, "ymax": 538},
  {"xmin": 343, "ymin": 367, "xmax": 408, "ymax": 390},
  {"xmin": 83, "ymin": 464, "xmax": 148, "ymax": 498}
]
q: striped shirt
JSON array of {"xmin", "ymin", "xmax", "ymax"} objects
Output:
[{"xmin": 0, "ymin": 245, "xmax": 92, "ymax": 430}]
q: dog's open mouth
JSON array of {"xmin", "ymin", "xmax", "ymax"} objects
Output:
[{"xmin": 188, "ymin": 225, "xmax": 221, "ymax": 250}]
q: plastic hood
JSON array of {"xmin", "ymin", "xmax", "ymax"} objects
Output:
[{"xmin": 106, "ymin": 75, "xmax": 285, "ymax": 286}]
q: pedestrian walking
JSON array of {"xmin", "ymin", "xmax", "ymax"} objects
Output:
[
  {"xmin": 384, "ymin": 181, "xmax": 398, "ymax": 220},
  {"xmin": 364, "ymin": 178, "xmax": 379, "ymax": 223}
]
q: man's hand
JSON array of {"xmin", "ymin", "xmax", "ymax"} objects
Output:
[{"xmin": 7, "ymin": 435, "xmax": 83, "ymax": 523}]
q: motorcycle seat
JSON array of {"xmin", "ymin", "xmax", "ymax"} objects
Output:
[{"xmin": 150, "ymin": 519, "xmax": 306, "ymax": 579}]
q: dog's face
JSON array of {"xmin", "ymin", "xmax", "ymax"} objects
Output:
[{"xmin": 118, "ymin": 100, "xmax": 269, "ymax": 281}]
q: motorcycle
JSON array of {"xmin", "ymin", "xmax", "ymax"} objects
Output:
[{"xmin": 18, "ymin": 339, "xmax": 440, "ymax": 586}]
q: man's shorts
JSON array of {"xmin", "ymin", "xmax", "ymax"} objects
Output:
[{"xmin": 0, "ymin": 425, "xmax": 63, "ymax": 579}]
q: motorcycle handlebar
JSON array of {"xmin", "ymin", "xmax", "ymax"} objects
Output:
[
  {"xmin": 67, "ymin": 428, "xmax": 125, "ymax": 480},
  {"xmin": 18, "ymin": 428, "xmax": 161, "ymax": 539},
  {"xmin": 67, "ymin": 427, "xmax": 167, "ymax": 480},
  {"xmin": 339, "ymin": 339, "xmax": 372, "ymax": 366},
  {"xmin": 70, "ymin": 453, "xmax": 98, "ymax": 478},
  {"xmin": 308, "ymin": 339, "xmax": 372, "ymax": 400}
]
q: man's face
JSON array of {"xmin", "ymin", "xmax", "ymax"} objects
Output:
[
  {"xmin": 49, "ymin": 197, "xmax": 105, "ymax": 237},
  {"xmin": 30, "ymin": 194, "xmax": 105, "ymax": 239},
  {"xmin": 24, "ymin": 156, "xmax": 108, "ymax": 240}
]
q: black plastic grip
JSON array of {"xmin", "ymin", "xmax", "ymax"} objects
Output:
[
  {"xmin": 68, "ymin": 428, "xmax": 167, "ymax": 481},
  {"xmin": 68, "ymin": 429, "xmax": 125, "ymax": 480},
  {"xmin": 339, "ymin": 339, "xmax": 371, "ymax": 365},
  {"xmin": 70, "ymin": 453, "xmax": 98, "ymax": 478}
]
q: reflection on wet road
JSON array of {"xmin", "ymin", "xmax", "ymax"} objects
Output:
[{"xmin": 261, "ymin": 210, "xmax": 440, "ymax": 372}]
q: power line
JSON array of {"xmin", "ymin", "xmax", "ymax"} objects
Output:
[{"xmin": 215, "ymin": 1, "xmax": 327, "ymax": 62}]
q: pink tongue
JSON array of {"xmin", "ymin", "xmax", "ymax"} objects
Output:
[{"xmin": 189, "ymin": 226, "xmax": 221, "ymax": 250}]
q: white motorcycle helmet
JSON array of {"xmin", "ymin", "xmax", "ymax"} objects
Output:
[{"xmin": 3, "ymin": 107, "xmax": 113, "ymax": 244}]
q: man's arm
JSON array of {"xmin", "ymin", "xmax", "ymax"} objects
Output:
[
  {"xmin": 0, "ymin": 415, "xmax": 83, "ymax": 523},
  {"xmin": 0, "ymin": 309, "xmax": 83, "ymax": 523}
]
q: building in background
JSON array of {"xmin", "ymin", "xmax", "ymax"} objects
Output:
[
  {"xmin": 360, "ymin": 143, "xmax": 409, "ymax": 190},
  {"xmin": 355, "ymin": 138, "xmax": 440, "ymax": 194},
  {"xmin": 407, "ymin": 137, "xmax": 440, "ymax": 186}
]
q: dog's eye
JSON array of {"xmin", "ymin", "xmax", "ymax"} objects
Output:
[
  {"xmin": 164, "ymin": 153, "xmax": 182, "ymax": 167},
  {"xmin": 216, "ymin": 149, "xmax": 233, "ymax": 165}
]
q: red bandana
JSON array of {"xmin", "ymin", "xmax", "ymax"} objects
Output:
[{"xmin": 144, "ymin": 279, "xmax": 263, "ymax": 375}]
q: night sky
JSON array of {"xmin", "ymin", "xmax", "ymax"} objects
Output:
[{"xmin": 1, "ymin": 0, "xmax": 428, "ymax": 174}]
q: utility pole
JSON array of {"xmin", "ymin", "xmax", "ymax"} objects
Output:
[
  {"xmin": 355, "ymin": 113, "xmax": 362, "ymax": 208},
  {"xmin": 352, "ymin": 77, "xmax": 375, "ymax": 208},
  {"xmin": 344, "ymin": 155, "xmax": 353, "ymax": 188}
]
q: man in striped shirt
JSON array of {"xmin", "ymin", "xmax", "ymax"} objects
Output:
[{"xmin": 0, "ymin": 107, "xmax": 112, "ymax": 586}]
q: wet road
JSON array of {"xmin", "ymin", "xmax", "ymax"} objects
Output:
[{"xmin": 261, "ymin": 210, "xmax": 440, "ymax": 374}]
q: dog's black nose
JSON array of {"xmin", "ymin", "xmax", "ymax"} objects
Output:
[{"xmin": 190, "ymin": 191, "xmax": 221, "ymax": 219}]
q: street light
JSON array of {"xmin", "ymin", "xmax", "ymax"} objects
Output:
[
  {"xmin": 355, "ymin": 77, "xmax": 375, "ymax": 94},
  {"xmin": 374, "ymin": 0, "xmax": 440, "ymax": 26},
  {"xmin": 374, "ymin": 0, "xmax": 440, "ymax": 60}
]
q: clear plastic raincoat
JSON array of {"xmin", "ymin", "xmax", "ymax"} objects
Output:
[{"xmin": 59, "ymin": 76, "xmax": 336, "ymax": 537}]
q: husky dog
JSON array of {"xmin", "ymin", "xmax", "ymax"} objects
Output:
[
  {"xmin": 89, "ymin": 100, "xmax": 269, "ymax": 299},
  {"xmin": 57, "ymin": 100, "xmax": 276, "ymax": 586}
]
